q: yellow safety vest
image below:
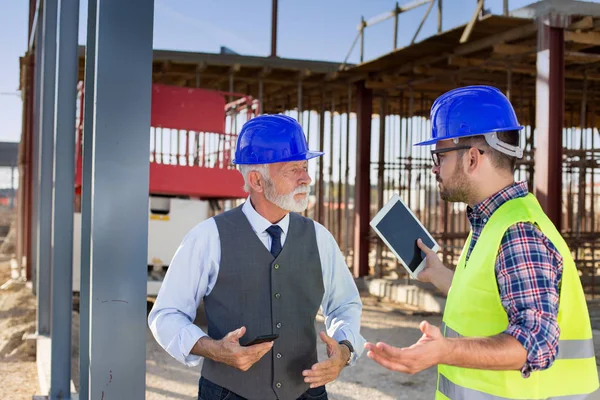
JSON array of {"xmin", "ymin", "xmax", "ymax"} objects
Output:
[{"xmin": 437, "ymin": 193, "xmax": 599, "ymax": 399}]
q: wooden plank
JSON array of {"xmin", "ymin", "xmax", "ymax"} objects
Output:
[
  {"xmin": 455, "ymin": 23, "xmax": 537, "ymax": 56},
  {"xmin": 565, "ymin": 31, "xmax": 600, "ymax": 46},
  {"xmin": 493, "ymin": 43, "xmax": 536, "ymax": 55},
  {"xmin": 460, "ymin": 0, "xmax": 484, "ymax": 44},
  {"xmin": 449, "ymin": 55, "xmax": 600, "ymax": 81},
  {"xmin": 568, "ymin": 16, "xmax": 594, "ymax": 30}
]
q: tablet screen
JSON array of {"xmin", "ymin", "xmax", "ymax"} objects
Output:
[{"xmin": 372, "ymin": 200, "xmax": 436, "ymax": 272}]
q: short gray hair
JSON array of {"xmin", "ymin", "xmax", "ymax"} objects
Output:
[{"xmin": 239, "ymin": 164, "xmax": 270, "ymax": 192}]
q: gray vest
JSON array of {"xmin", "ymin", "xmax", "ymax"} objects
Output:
[{"xmin": 202, "ymin": 205, "xmax": 325, "ymax": 400}]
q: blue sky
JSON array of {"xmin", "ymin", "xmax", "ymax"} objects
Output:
[{"xmin": 0, "ymin": 0, "xmax": 592, "ymax": 144}]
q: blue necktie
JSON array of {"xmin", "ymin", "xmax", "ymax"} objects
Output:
[{"xmin": 266, "ymin": 225, "xmax": 283, "ymax": 258}]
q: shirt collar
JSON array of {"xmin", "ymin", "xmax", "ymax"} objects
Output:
[
  {"xmin": 467, "ymin": 181, "xmax": 529, "ymax": 223},
  {"xmin": 242, "ymin": 197, "xmax": 290, "ymax": 236}
]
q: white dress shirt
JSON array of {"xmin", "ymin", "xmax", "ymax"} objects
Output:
[{"xmin": 148, "ymin": 199, "xmax": 365, "ymax": 367}]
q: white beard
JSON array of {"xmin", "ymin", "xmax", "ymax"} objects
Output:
[{"xmin": 264, "ymin": 181, "xmax": 310, "ymax": 213}]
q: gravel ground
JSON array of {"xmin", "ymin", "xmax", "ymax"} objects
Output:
[
  {"xmin": 146, "ymin": 296, "xmax": 439, "ymax": 400},
  {"xmin": 146, "ymin": 294, "xmax": 600, "ymax": 400},
  {"xmin": 0, "ymin": 259, "xmax": 38, "ymax": 400}
]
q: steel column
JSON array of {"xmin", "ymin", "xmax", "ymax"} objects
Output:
[
  {"xmin": 79, "ymin": 0, "xmax": 97, "ymax": 397},
  {"xmin": 271, "ymin": 0, "xmax": 278, "ymax": 57},
  {"xmin": 88, "ymin": 1, "xmax": 153, "ymax": 398},
  {"xmin": 438, "ymin": 0, "xmax": 443, "ymax": 33},
  {"xmin": 30, "ymin": 20, "xmax": 42, "ymax": 284},
  {"xmin": 10, "ymin": 166, "xmax": 15, "ymax": 209},
  {"xmin": 317, "ymin": 91, "xmax": 325, "ymax": 224},
  {"xmin": 344, "ymin": 86, "xmax": 352, "ymax": 260},
  {"xmin": 297, "ymin": 78, "xmax": 302, "ymax": 125},
  {"xmin": 50, "ymin": 0, "xmax": 79, "ymax": 397},
  {"xmin": 353, "ymin": 81, "xmax": 372, "ymax": 278},
  {"xmin": 37, "ymin": 0, "xmax": 58, "ymax": 336},
  {"xmin": 376, "ymin": 96, "xmax": 386, "ymax": 278},
  {"xmin": 535, "ymin": 21, "xmax": 565, "ymax": 230}
]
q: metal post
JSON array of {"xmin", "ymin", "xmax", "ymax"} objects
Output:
[
  {"xmin": 360, "ymin": 17, "xmax": 365, "ymax": 63},
  {"xmin": 88, "ymin": 1, "xmax": 153, "ymax": 399},
  {"xmin": 258, "ymin": 78, "xmax": 264, "ymax": 115},
  {"xmin": 353, "ymin": 81, "xmax": 372, "ymax": 278},
  {"xmin": 31, "ymin": 15, "xmax": 43, "ymax": 288},
  {"xmin": 337, "ymin": 102, "xmax": 343, "ymax": 245},
  {"xmin": 79, "ymin": 0, "xmax": 97, "ymax": 397},
  {"xmin": 10, "ymin": 166, "xmax": 15, "ymax": 209},
  {"xmin": 376, "ymin": 96, "xmax": 386, "ymax": 278},
  {"xmin": 228, "ymin": 73, "xmax": 234, "ymax": 103},
  {"xmin": 297, "ymin": 78, "xmax": 303, "ymax": 125},
  {"xmin": 393, "ymin": 2, "xmax": 399, "ymax": 50},
  {"xmin": 271, "ymin": 0, "xmax": 278, "ymax": 57},
  {"xmin": 438, "ymin": 0, "xmax": 443, "ymax": 33},
  {"xmin": 506, "ymin": 67, "xmax": 512, "ymax": 101},
  {"xmin": 535, "ymin": 19, "xmax": 566, "ymax": 230},
  {"xmin": 50, "ymin": 0, "xmax": 79, "ymax": 397},
  {"xmin": 344, "ymin": 86, "xmax": 352, "ymax": 260},
  {"xmin": 37, "ymin": 0, "xmax": 58, "ymax": 336},
  {"xmin": 503, "ymin": 0, "xmax": 509, "ymax": 16},
  {"xmin": 317, "ymin": 91, "xmax": 325, "ymax": 224},
  {"xmin": 328, "ymin": 97, "xmax": 335, "ymax": 230}
]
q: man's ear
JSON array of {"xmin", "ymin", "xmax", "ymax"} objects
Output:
[
  {"xmin": 467, "ymin": 147, "xmax": 481, "ymax": 172},
  {"xmin": 248, "ymin": 170, "xmax": 264, "ymax": 193}
]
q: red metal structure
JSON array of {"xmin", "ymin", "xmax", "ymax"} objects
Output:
[{"xmin": 74, "ymin": 83, "xmax": 258, "ymax": 199}]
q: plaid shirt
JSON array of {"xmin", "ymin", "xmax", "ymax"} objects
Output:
[{"xmin": 465, "ymin": 181, "xmax": 562, "ymax": 375}]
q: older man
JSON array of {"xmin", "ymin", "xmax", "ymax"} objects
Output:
[{"xmin": 149, "ymin": 114, "xmax": 365, "ymax": 400}]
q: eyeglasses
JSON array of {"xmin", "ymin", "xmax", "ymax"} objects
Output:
[{"xmin": 431, "ymin": 146, "xmax": 484, "ymax": 167}]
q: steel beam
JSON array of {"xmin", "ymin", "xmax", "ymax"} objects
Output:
[
  {"xmin": 88, "ymin": 1, "xmax": 154, "ymax": 398},
  {"xmin": 535, "ymin": 21, "xmax": 565, "ymax": 230},
  {"xmin": 50, "ymin": 0, "xmax": 79, "ymax": 397},
  {"xmin": 79, "ymin": 0, "xmax": 97, "ymax": 397},
  {"xmin": 353, "ymin": 81, "xmax": 372, "ymax": 278},
  {"xmin": 37, "ymin": 0, "xmax": 58, "ymax": 336}
]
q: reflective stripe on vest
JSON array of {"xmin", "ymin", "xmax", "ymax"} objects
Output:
[
  {"xmin": 439, "ymin": 374, "xmax": 594, "ymax": 400},
  {"xmin": 441, "ymin": 322, "xmax": 595, "ymax": 360}
]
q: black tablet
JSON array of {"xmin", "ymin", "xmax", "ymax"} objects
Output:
[{"xmin": 370, "ymin": 194, "xmax": 440, "ymax": 279}]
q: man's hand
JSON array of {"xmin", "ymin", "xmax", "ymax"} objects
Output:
[
  {"xmin": 193, "ymin": 326, "xmax": 273, "ymax": 372},
  {"xmin": 416, "ymin": 239, "xmax": 454, "ymax": 295},
  {"xmin": 365, "ymin": 321, "xmax": 448, "ymax": 374},
  {"xmin": 302, "ymin": 331, "xmax": 349, "ymax": 388}
]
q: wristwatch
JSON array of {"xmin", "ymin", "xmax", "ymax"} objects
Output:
[{"xmin": 338, "ymin": 340, "xmax": 354, "ymax": 366}]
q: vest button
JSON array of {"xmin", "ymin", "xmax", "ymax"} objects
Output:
[
  {"xmin": 277, "ymin": 353, "xmax": 282, "ymax": 359},
  {"xmin": 276, "ymin": 382, "xmax": 282, "ymax": 389},
  {"xmin": 274, "ymin": 264, "xmax": 280, "ymax": 270},
  {"xmin": 274, "ymin": 293, "xmax": 281, "ymax": 299},
  {"xmin": 276, "ymin": 322, "xmax": 282, "ymax": 329}
]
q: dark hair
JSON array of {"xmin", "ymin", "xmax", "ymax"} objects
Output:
[{"xmin": 458, "ymin": 130, "xmax": 520, "ymax": 172}]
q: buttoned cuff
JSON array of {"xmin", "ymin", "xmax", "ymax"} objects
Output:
[{"xmin": 177, "ymin": 324, "xmax": 208, "ymax": 367}]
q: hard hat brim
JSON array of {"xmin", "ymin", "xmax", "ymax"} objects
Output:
[
  {"xmin": 414, "ymin": 125, "xmax": 524, "ymax": 146},
  {"xmin": 233, "ymin": 150, "xmax": 324, "ymax": 165}
]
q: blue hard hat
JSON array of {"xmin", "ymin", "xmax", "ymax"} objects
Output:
[
  {"xmin": 415, "ymin": 85, "xmax": 523, "ymax": 146},
  {"xmin": 233, "ymin": 114, "xmax": 324, "ymax": 164}
]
